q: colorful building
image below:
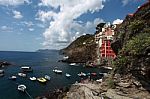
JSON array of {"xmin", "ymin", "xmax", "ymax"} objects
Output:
[{"xmin": 95, "ymin": 23, "xmax": 116, "ymax": 64}]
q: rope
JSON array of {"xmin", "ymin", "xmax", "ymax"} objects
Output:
[{"xmin": 25, "ymin": 90, "xmax": 34, "ymax": 99}]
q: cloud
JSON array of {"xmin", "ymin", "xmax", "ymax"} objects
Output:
[
  {"xmin": 1, "ymin": 25, "xmax": 13, "ymax": 32},
  {"xmin": 13, "ymin": 10, "xmax": 23, "ymax": 19},
  {"xmin": 21, "ymin": 21, "xmax": 34, "ymax": 27},
  {"xmin": 122, "ymin": 0, "xmax": 129, "ymax": 6},
  {"xmin": 121, "ymin": 0, "xmax": 138, "ymax": 6},
  {"xmin": 38, "ymin": 0, "xmax": 106, "ymax": 49},
  {"xmin": 36, "ymin": 10, "xmax": 57, "ymax": 22},
  {"xmin": 113, "ymin": 19, "xmax": 123, "ymax": 24},
  {"xmin": 0, "ymin": 0, "xmax": 31, "ymax": 6},
  {"xmin": 29, "ymin": 28, "xmax": 34, "ymax": 31}
]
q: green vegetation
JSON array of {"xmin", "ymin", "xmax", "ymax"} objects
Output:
[
  {"xmin": 129, "ymin": 20, "xmax": 145, "ymax": 33},
  {"xmin": 107, "ymin": 78, "xmax": 115, "ymax": 89},
  {"xmin": 113, "ymin": 56, "xmax": 129, "ymax": 74},
  {"xmin": 124, "ymin": 33, "xmax": 150, "ymax": 56},
  {"xmin": 66, "ymin": 34, "xmax": 95, "ymax": 49}
]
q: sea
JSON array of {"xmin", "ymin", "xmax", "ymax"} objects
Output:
[{"xmin": 0, "ymin": 50, "xmax": 109, "ymax": 99}]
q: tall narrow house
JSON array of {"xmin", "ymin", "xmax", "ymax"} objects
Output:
[{"xmin": 95, "ymin": 23, "xmax": 116, "ymax": 65}]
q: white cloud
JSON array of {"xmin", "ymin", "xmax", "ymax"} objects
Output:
[
  {"xmin": 113, "ymin": 19, "xmax": 123, "ymax": 25},
  {"xmin": 36, "ymin": 10, "xmax": 57, "ymax": 22},
  {"xmin": 122, "ymin": 0, "xmax": 130, "ymax": 6},
  {"xmin": 13, "ymin": 10, "xmax": 23, "ymax": 19},
  {"xmin": 29, "ymin": 28, "xmax": 34, "ymax": 31},
  {"xmin": 121, "ymin": 0, "xmax": 138, "ymax": 6},
  {"xmin": 38, "ymin": 0, "xmax": 106, "ymax": 49},
  {"xmin": 0, "ymin": 0, "xmax": 31, "ymax": 6},
  {"xmin": 1, "ymin": 25, "xmax": 13, "ymax": 32},
  {"xmin": 21, "ymin": 21, "xmax": 34, "ymax": 27}
]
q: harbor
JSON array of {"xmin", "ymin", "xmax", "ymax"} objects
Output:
[{"xmin": 0, "ymin": 51, "xmax": 109, "ymax": 99}]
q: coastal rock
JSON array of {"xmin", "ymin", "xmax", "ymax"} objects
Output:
[
  {"xmin": 0, "ymin": 61, "xmax": 11, "ymax": 67},
  {"xmin": 64, "ymin": 82, "xmax": 103, "ymax": 99},
  {"xmin": 104, "ymin": 89, "xmax": 132, "ymax": 99},
  {"xmin": 117, "ymin": 82, "xmax": 131, "ymax": 88},
  {"xmin": 111, "ymin": 1, "xmax": 150, "ymax": 90}
]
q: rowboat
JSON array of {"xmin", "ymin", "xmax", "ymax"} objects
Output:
[
  {"xmin": 21, "ymin": 66, "xmax": 33, "ymax": 72},
  {"xmin": 29, "ymin": 77, "xmax": 36, "ymax": 81},
  {"xmin": 45, "ymin": 75, "xmax": 51, "ymax": 80},
  {"xmin": 18, "ymin": 84, "xmax": 26, "ymax": 92},
  {"xmin": 65, "ymin": 73, "xmax": 71, "ymax": 77},
  {"xmin": 37, "ymin": 77, "xmax": 47, "ymax": 83},
  {"xmin": 18, "ymin": 73, "xmax": 26, "ymax": 77},
  {"xmin": 9, "ymin": 75, "xmax": 17, "ymax": 80}
]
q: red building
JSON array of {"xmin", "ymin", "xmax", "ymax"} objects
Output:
[
  {"xmin": 100, "ymin": 40, "xmax": 116, "ymax": 59},
  {"xmin": 95, "ymin": 23, "xmax": 116, "ymax": 61}
]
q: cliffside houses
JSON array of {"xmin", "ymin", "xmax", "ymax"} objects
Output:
[{"xmin": 95, "ymin": 23, "xmax": 116, "ymax": 65}]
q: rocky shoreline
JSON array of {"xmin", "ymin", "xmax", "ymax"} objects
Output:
[{"xmin": 0, "ymin": 61, "xmax": 12, "ymax": 68}]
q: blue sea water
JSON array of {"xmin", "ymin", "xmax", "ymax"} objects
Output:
[{"xmin": 0, "ymin": 50, "xmax": 109, "ymax": 99}]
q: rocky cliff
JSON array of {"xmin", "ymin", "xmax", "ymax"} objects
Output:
[
  {"xmin": 61, "ymin": 34, "xmax": 97, "ymax": 63},
  {"xmin": 111, "ymin": 1, "xmax": 150, "ymax": 93}
]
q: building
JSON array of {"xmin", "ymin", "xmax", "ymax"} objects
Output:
[{"xmin": 95, "ymin": 23, "xmax": 116, "ymax": 64}]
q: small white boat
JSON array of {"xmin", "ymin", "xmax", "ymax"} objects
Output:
[
  {"xmin": 99, "ymin": 73, "xmax": 107, "ymax": 76},
  {"xmin": 69, "ymin": 63, "xmax": 76, "ymax": 66},
  {"xmin": 18, "ymin": 84, "xmax": 26, "ymax": 92},
  {"xmin": 96, "ymin": 79, "xmax": 102, "ymax": 83},
  {"xmin": 0, "ymin": 70, "xmax": 4, "ymax": 73},
  {"xmin": 21, "ymin": 66, "xmax": 33, "ymax": 72},
  {"xmin": 18, "ymin": 73, "xmax": 26, "ymax": 77},
  {"xmin": 104, "ymin": 66, "xmax": 112, "ymax": 70},
  {"xmin": 9, "ymin": 76, "xmax": 17, "ymax": 80},
  {"xmin": 0, "ymin": 73, "xmax": 4, "ymax": 77},
  {"xmin": 29, "ymin": 77, "xmax": 36, "ymax": 81},
  {"xmin": 65, "ymin": 73, "xmax": 71, "ymax": 77},
  {"xmin": 63, "ymin": 56, "xmax": 69, "ymax": 59},
  {"xmin": 78, "ymin": 72, "xmax": 86, "ymax": 77},
  {"xmin": 53, "ymin": 69, "xmax": 62, "ymax": 74},
  {"xmin": 45, "ymin": 75, "xmax": 51, "ymax": 80}
]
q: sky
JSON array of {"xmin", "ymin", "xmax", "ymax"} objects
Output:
[{"xmin": 0, "ymin": 0, "xmax": 147, "ymax": 51}]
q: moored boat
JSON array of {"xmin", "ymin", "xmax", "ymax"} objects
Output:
[
  {"xmin": 9, "ymin": 75, "xmax": 17, "ymax": 80},
  {"xmin": 96, "ymin": 79, "xmax": 102, "ymax": 83},
  {"xmin": 21, "ymin": 66, "xmax": 33, "ymax": 72},
  {"xmin": 63, "ymin": 56, "xmax": 69, "ymax": 60},
  {"xmin": 53, "ymin": 69, "xmax": 62, "ymax": 74},
  {"xmin": 86, "ymin": 73, "xmax": 91, "ymax": 76},
  {"xmin": 29, "ymin": 77, "xmax": 36, "ymax": 81},
  {"xmin": 78, "ymin": 72, "xmax": 86, "ymax": 77},
  {"xmin": 0, "ymin": 73, "xmax": 4, "ymax": 77},
  {"xmin": 91, "ymin": 73, "xmax": 97, "ymax": 76},
  {"xmin": 45, "ymin": 75, "xmax": 51, "ymax": 80},
  {"xmin": 99, "ymin": 72, "xmax": 107, "ymax": 76},
  {"xmin": 65, "ymin": 73, "xmax": 71, "ymax": 77},
  {"xmin": 18, "ymin": 72, "xmax": 26, "ymax": 77},
  {"xmin": 37, "ymin": 77, "xmax": 47, "ymax": 83},
  {"xmin": 69, "ymin": 63, "xmax": 76, "ymax": 66},
  {"xmin": 0, "ymin": 70, "xmax": 4, "ymax": 74},
  {"xmin": 18, "ymin": 84, "xmax": 26, "ymax": 92}
]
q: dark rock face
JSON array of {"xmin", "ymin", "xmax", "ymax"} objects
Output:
[
  {"xmin": 111, "ymin": 1, "xmax": 150, "ymax": 91},
  {"xmin": 0, "ymin": 61, "xmax": 11, "ymax": 67},
  {"xmin": 61, "ymin": 34, "xmax": 97, "ymax": 63}
]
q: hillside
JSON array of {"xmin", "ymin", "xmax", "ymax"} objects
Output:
[
  {"xmin": 61, "ymin": 34, "xmax": 97, "ymax": 63},
  {"xmin": 109, "ymin": 1, "xmax": 150, "ymax": 97}
]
